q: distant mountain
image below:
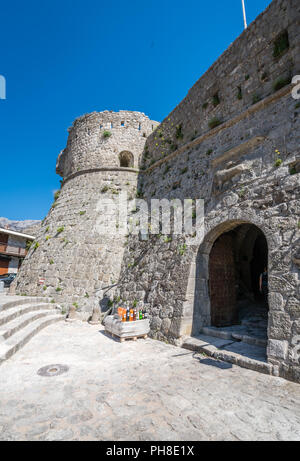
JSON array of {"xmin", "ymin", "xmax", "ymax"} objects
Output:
[{"xmin": 0, "ymin": 217, "xmax": 41, "ymax": 236}]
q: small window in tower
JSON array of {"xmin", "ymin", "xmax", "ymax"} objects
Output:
[
  {"xmin": 121, "ymin": 121, "xmax": 125, "ymax": 126},
  {"xmin": 119, "ymin": 151, "xmax": 134, "ymax": 168},
  {"xmin": 100, "ymin": 125, "xmax": 103, "ymax": 129},
  {"xmin": 111, "ymin": 122, "xmax": 114, "ymax": 129},
  {"xmin": 138, "ymin": 123, "xmax": 141, "ymax": 131}
]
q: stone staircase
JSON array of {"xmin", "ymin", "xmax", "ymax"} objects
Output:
[
  {"xmin": 182, "ymin": 323, "xmax": 273, "ymax": 376},
  {"xmin": 0, "ymin": 296, "xmax": 65, "ymax": 364}
]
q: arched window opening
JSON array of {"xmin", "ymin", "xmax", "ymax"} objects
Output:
[{"xmin": 119, "ymin": 151, "xmax": 134, "ymax": 168}]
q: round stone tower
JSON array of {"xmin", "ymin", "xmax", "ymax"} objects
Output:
[{"xmin": 13, "ymin": 111, "xmax": 159, "ymax": 317}]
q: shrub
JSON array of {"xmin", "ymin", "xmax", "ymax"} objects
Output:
[
  {"xmin": 103, "ymin": 130, "xmax": 112, "ymax": 138},
  {"xmin": 275, "ymin": 158, "xmax": 283, "ymax": 168},
  {"xmin": 273, "ymin": 31, "xmax": 289, "ymax": 58},
  {"xmin": 208, "ymin": 117, "xmax": 222, "ymax": 130}
]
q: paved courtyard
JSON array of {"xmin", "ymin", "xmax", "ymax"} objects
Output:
[{"xmin": 0, "ymin": 320, "xmax": 300, "ymax": 441}]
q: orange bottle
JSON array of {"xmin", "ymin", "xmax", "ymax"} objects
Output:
[
  {"xmin": 130, "ymin": 309, "xmax": 134, "ymax": 322},
  {"xmin": 122, "ymin": 309, "xmax": 126, "ymax": 322}
]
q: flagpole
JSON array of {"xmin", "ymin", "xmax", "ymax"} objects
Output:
[{"xmin": 241, "ymin": 0, "xmax": 248, "ymax": 29}]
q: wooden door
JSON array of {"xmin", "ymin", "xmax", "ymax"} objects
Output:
[
  {"xmin": 0, "ymin": 258, "xmax": 9, "ymax": 276},
  {"xmin": 209, "ymin": 234, "xmax": 237, "ymax": 327}
]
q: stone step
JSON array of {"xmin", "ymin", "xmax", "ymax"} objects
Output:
[
  {"xmin": 182, "ymin": 334, "xmax": 273, "ymax": 376},
  {"xmin": 0, "ymin": 309, "xmax": 60, "ymax": 341},
  {"xmin": 0, "ymin": 297, "xmax": 53, "ymax": 312},
  {"xmin": 202, "ymin": 326, "xmax": 233, "ymax": 340},
  {"xmin": 0, "ymin": 303, "xmax": 58, "ymax": 327},
  {"xmin": 201, "ymin": 326, "xmax": 267, "ymax": 347},
  {"xmin": 0, "ymin": 313, "xmax": 65, "ymax": 363}
]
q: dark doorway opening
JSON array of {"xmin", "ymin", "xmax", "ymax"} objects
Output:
[{"xmin": 208, "ymin": 223, "xmax": 268, "ymax": 344}]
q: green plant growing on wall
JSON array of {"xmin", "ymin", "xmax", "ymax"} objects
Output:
[
  {"xmin": 79, "ymin": 211, "xmax": 86, "ymax": 216},
  {"xmin": 43, "ymin": 285, "xmax": 47, "ymax": 291},
  {"xmin": 26, "ymin": 240, "xmax": 33, "ymax": 250},
  {"xmin": 49, "ymin": 259, "xmax": 54, "ymax": 264},
  {"xmin": 295, "ymin": 102, "xmax": 300, "ymax": 109},
  {"xmin": 133, "ymin": 299, "xmax": 138, "ymax": 308},
  {"xmin": 212, "ymin": 93, "xmax": 220, "ymax": 107},
  {"xmin": 178, "ymin": 243, "xmax": 187, "ymax": 256},
  {"xmin": 206, "ymin": 149, "xmax": 213, "ymax": 156},
  {"xmin": 73, "ymin": 302, "xmax": 79, "ymax": 309},
  {"xmin": 54, "ymin": 190, "xmax": 60, "ymax": 201},
  {"xmin": 101, "ymin": 185, "xmax": 109, "ymax": 193},
  {"xmin": 245, "ymin": 74, "xmax": 250, "ymax": 81},
  {"xmin": 239, "ymin": 187, "xmax": 247, "ymax": 198},
  {"xmin": 33, "ymin": 242, "xmax": 39, "ymax": 250},
  {"xmin": 85, "ymin": 292, "xmax": 89, "ymax": 298},
  {"xmin": 175, "ymin": 124, "xmax": 184, "ymax": 140},
  {"xmin": 103, "ymin": 130, "xmax": 112, "ymax": 138},
  {"xmin": 56, "ymin": 287, "xmax": 62, "ymax": 292},
  {"xmin": 208, "ymin": 118, "xmax": 222, "ymax": 130},
  {"xmin": 56, "ymin": 226, "xmax": 64, "ymax": 234},
  {"xmin": 164, "ymin": 236, "xmax": 172, "ymax": 243},
  {"xmin": 273, "ymin": 76, "xmax": 291, "ymax": 92},
  {"xmin": 181, "ymin": 167, "xmax": 188, "ymax": 174},
  {"xmin": 290, "ymin": 166, "xmax": 297, "ymax": 175},
  {"xmin": 274, "ymin": 149, "xmax": 283, "ymax": 168},
  {"xmin": 202, "ymin": 102, "xmax": 208, "ymax": 109},
  {"xmin": 45, "ymin": 235, "xmax": 51, "ymax": 241},
  {"xmin": 273, "ymin": 30, "xmax": 289, "ymax": 58},
  {"xmin": 237, "ymin": 86, "xmax": 243, "ymax": 100}
]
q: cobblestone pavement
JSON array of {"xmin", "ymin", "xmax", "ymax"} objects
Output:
[{"xmin": 0, "ymin": 321, "xmax": 300, "ymax": 441}]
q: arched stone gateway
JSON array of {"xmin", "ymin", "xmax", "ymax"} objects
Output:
[{"xmin": 195, "ymin": 221, "xmax": 269, "ymax": 349}]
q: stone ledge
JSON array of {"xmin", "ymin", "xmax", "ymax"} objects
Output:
[
  {"xmin": 62, "ymin": 167, "xmax": 140, "ymax": 186},
  {"xmin": 143, "ymin": 84, "xmax": 294, "ymax": 174}
]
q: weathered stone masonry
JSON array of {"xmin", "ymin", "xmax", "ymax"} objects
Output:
[
  {"xmin": 116, "ymin": 0, "xmax": 300, "ymax": 383},
  {"xmin": 13, "ymin": 111, "xmax": 159, "ymax": 316},
  {"xmin": 13, "ymin": 0, "xmax": 300, "ymax": 382}
]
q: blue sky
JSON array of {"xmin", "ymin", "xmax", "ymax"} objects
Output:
[{"xmin": 0, "ymin": 0, "xmax": 272, "ymax": 220}]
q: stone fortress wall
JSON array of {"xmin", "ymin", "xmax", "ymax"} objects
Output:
[
  {"xmin": 13, "ymin": 0, "xmax": 300, "ymax": 382},
  {"xmin": 13, "ymin": 111, "xmax": 159, "ymax": 315},
  {"xmin": 115, "ymin": 0, "xmax": 300, "ymax": 382}
]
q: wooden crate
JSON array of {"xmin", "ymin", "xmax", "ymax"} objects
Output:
[{"xmin": 104, "ymin": 315, "xmax": 150, "ymax": 342}]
